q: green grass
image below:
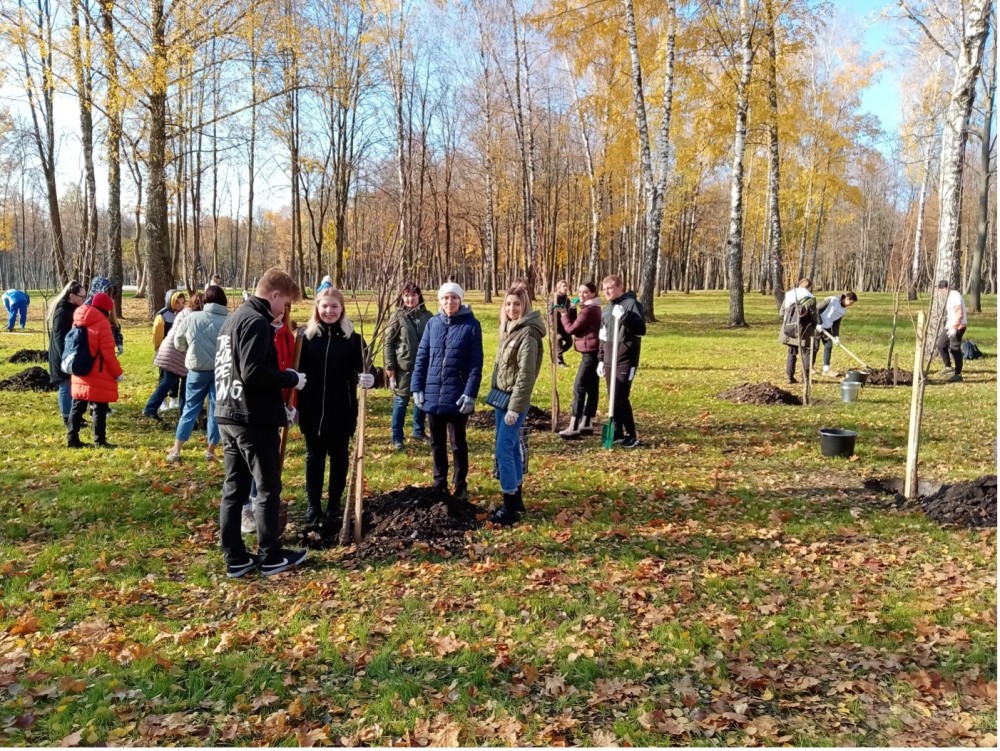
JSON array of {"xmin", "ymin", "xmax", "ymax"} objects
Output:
[{"xmin": 0, "ymin": 290, "xmax": 995, "ymax": 746}]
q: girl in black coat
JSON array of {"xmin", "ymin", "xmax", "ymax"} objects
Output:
[
  {"xmin": 47, "ymin": 280, "xmax": 87, "ymax": 426},
  {"xmin": 297, "ymin": 287, "xmax": 374, "ymax": 525}
]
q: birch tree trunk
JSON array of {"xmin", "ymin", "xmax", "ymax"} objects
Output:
[
  {"xmin": 909, "ymin": 138, "xmax": 934, "ymax": 299},
  {"xmin": 145, "ymin": 0, "xmax": 172, "ymax": 316},
  {"xmin": 725, "ymin": 0, "xmax": 755, "ymax": 328},
  {"xmin": 101, "ymin": 0, "xmax": 124, "ymax": 313},
  {"xmin": 622, "ymin": 0, "xmax": 675, "ymax": 321},
  {"xmin": 764, "ymin": 0, "xmax": 785, "ymax": 308},
  {"xmin": 969, "ymin": 33, "xmax": 995, "ymax": 312},
  {"xmin": 70, "ymin": 0, "xmax": 99, "ymax": 287}
]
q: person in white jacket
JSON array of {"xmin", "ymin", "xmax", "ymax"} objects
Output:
[
  {"xmin": 816, "ymin": 292, "xmax": 858, "ymax": 375},
  {"xmin": 935, "ymin": 280, "xmax": 968, "ymax": 383}
]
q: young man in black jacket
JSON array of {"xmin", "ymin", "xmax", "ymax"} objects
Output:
[
  {"xmin": 597, "ymin": 275, "xmax": 646, "ymax": 448},
  {"xmin": 215, "ymin": 268, "xmax": 308, "ymax": 578}
]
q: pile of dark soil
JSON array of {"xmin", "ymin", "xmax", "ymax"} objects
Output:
[
  {"xmin": 718, "ymin": 382, "xmax": 802, "ymax": 406},
  {"xmin": 865, "ymin": 368, "xmax": 913, "ymax": 386},
  {"xmin": 341, "ymin": 485, "xmax": 482, "ymax": 559},
  {"xmin": 0, "ymin": 366, "xmax": 56, "ymax": 392},
  {"xmin": 864, "ymin": 475, "xmax": 996, "ymax": 528},
  {"xmin": 468, "ymin": 404, "xmax": 554, "ymax": 431},
  {"xmin": 921, "ymin": 476, "xmax": 996, "ymax": 527},
  {"xmin": 8, "ymin": 349, "xmax": 48, "ymax": 364}
]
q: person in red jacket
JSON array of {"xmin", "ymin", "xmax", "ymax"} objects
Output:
[
  {"xmin": 558, "ymin": 281, "xmax": 602, "ymax": 438},
  {"xmin": 67, "ymin": 292, "xmax": 124, "ymax": 448}
]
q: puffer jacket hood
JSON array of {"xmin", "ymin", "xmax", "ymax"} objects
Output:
[
  {"xmin": 173, "ymin": 302, "xmax": 229, "ymax": 372},
  {"xmin": 492, "ymin": 310, "xmax": 546, "ymax": 415},
  {"xmin": 153, "ymin": 306, "xmax": 191, "ymax": 376},
  {"xmin": 70, "ymin": 303, "xmax": 123, "ymax": 403}
]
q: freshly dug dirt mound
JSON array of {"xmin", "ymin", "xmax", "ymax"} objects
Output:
[
  {"xmin": 865, "ymin": 368, "xmax": 913, "ymax": 386},
  {"xmin": 8, "ymin": 349, "xmax": 48, "ymax": 364},
  {"xmin": 468, "ymin": 404, "xmax": 554, "ymax": 431},
  {"xmin": 332, "ymin": 486, "xmax": 483, "ymax": 559},
  {"xmin": 921, "ymin": 476, "xmax": 996, "ymax": 528},
  {"xmin": 0, "ymin": 366, "xmax": 56, "ymax": 392},
  {"xmin": 718, "ymin": 382, "xmax": 802, "ymax": 406},
  {"xmin": 864, "ymin": 475, "xmax": 996, "ymax": 528}
]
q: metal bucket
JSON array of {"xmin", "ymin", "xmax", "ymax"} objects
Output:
[
  {"xmin": 841, "ymin": 381, "xmax": 862, "ymax": 403},
  {"xmin": 845, "ymin": 370, "xmax": 869, "ymax": 385}
]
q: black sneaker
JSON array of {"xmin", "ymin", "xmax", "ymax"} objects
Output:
[
  {"xmin": 226, "ymin": 554, "xmax": 260, "ymax": 579},
  {"xmin": 453, "ymin": 484, "xmax": 469, "ymax": 502},
  {"xmin": 489, "ymin": 505, "xmax": 520, "ymax": 527},
  {"xmin": 304, "ymin": 505, "xmax": 323, "ymax": 525},
  {"xmin": 620, "ymin": 435, "xmax": 640, "ymax": 448},
  {"xmin": 946, "ymin": 373, "xmax": 963, "ymax": 383},
  {"xmin": 67, "ymin": 436, "xmax": 86, "ymax": 449},
  {"xmin": 94, "ymin": 440, "xmax": 116, "ymax": 449},
  {"xmin": 142, "ymin": 411, "xmax": 163, "ymax": 423},
  {"xmin": 260, "ymin": 549, "xmax": 308, "ymax": 577}
]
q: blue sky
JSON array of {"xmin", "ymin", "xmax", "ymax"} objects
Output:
[{"xmin": 835, "ymin": 0, "xmax": 903, "ymax": 134}]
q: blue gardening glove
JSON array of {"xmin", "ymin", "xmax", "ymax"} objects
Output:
[
  {"xmin": 285, "ymin": 406, "xmax": 298, "ymax": 425},
  {"xmin": 456, "ymin": 395, "xmax": 475, "ymax": 414},
  {"xmin": 414, "ymin": 392, "xmax": 425, "ymax": 409},
  {"xmin": 359, "ymin": 373, "xmax": 375, "ymax": 389}
]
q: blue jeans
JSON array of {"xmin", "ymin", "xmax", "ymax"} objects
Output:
[
  {"xmin": 57, "ymin": 379, "xmax": 72, "ymax": 420},
  {"xmin": 391, "ymin": 393, "xmax": 426, "ymax": 443},
  {"xmin": 494, "ymin": 407, "xmax": 528, "ymax": 494},
  {"xmin": 175, "ymin": 369, "xmax": 218, "ymax": 445},
  {"xmin": 145, "ymin": 370, "xmax": 179, "ymax": 415},
  {"xmin": 7, "ymin": 301, "xmax": 27, "ymax": 330}
]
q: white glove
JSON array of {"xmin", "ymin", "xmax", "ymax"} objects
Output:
[
  {"xmin": 628, "ymin": 367, "xmax": 636, "ymax": 382},
  {"xmin": 414, "ymin": 392, "xmax": 425, "ymax": 409},
  {"xmin": 599, "ymin": 326, "xmax": 607, "ymax": 342},
  {"xmin": 389, "ymin": 376, "xmax": 397, "ymax": 390},
  {"xmin": 115, "ymin": 374, "xmax": 124, "ymax": 382},
  {"xmin": 612, "ymin": 304, "xmax": 625, "ymax": 320},
  {"xmin": 946, "ymin": 328, "xmax": 957, "ymax": 338},
  {"xmin": 456, "ymin": 394, "xmax": 475, "ymax": 414},
  {"xmin": 292, "ymin": 370, "xmax": 307, "ymax": 391},
  {"xmin": 359, "ymin": 373, "xmax": 375, "ymax": 389},
  {"xmin": 504, "ymin": 409, "xmax": 519, "ymax": 426},
  {"xmin": 597, "ymin": 361, "xmax": 606, "ymax": 378},
  {"xmin": 285, "ymin": 406, "xmax": 298, "ymax": 425},
  {"xmin": 832, "ymin": 336, "xmax": 840, "ymax": 345},
  {"xmin": 116, "ymin": 344, "xmax": 124, "ymax": 355}
]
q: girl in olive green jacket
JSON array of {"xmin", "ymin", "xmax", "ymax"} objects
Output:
[
  {"xmin": 488, "ymin": 285, "xmax": 546, "ymax": 526},
  {"xmin": 383, "ymin": 282, "xmax": 433, "ymax": 449}
]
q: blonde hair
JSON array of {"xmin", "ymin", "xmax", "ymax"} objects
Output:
[
  {"xmin": 500, "ymin": 285, "xmax": 532, "ymax": 330},
  {"xmin": 48, "ymin": 280, "xmax": 85, "ymax": 325},
  {"xmin": 305, "ymin": 287, "xmax": 354, "ymax": 339}
]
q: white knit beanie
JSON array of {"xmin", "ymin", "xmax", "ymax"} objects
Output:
[{"xmin": 437, "ymin": 282, "xmax": 464, "ymax": 302}]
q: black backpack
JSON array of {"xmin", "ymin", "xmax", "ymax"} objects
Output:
[
  {"xmin": 961, "ymin": 340, "xmax": 983, "ymax": 360},
  {"xmin": 783, "ymin": 297, "xmax": 816, "ymax": 339},
  {"xmin": 60, "ymin": 325, "xmax": 97, "ymax": 376}
]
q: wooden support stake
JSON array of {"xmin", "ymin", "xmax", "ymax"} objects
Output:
[
  {"xmin": 904, "ymin": 312, "xmax": 925, "ymax": 500},
  {"xmin": 353, "ymin": 385, "xmax": 367, "ymax": 543}
]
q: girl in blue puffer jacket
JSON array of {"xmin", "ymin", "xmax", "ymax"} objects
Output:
[{"xmin": 410, "ymin": 283, "xmax": 484, "ymax": 501}]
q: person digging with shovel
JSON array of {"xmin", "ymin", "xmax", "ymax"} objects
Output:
[
  {"xmin": 816, "ymin": 291, "xmax": 858, "ymax": 376},
  {"xmin": 296, "ymin": 286, "xmax": 375, "ymax": 528},
  {"xmin": 598, "ymin": 275, "xmax": 645, "ymax": 448}
]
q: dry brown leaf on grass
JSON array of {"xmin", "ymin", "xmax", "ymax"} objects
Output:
[{"xmin": 430, "ymin": 632, "xmax": 468, "ymax": 657}]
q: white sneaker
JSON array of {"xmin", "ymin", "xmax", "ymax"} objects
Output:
[
  {"xmin": 821, "ymin": 366, "xmax": 831, "ymax": 376},
  {"xmin": 166, "ymin": 397, "xmax": 178, "ymax": 410},
  {"xmin": 166, "ymin": 451, "xmax": 181, "ymax": 463},
  {"xmin": 240, "ymin": 504, "xmax": 256, "ymax": 535}
]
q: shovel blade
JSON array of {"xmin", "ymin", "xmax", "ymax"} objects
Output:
[{"xmin": 602, "ymin": 419, "xmax": 615, "ymax": 449}]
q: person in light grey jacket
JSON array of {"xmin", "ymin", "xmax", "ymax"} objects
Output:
[{"xmin": 167, "ymin": 286, "xmax": 230, "ymax": 462}]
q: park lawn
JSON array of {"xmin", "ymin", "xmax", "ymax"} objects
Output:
[{"xmin": 0, "ymin": 290, "xmax": 995, "ymax": 747}]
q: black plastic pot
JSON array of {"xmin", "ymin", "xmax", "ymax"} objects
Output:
[
  {"xmin": 819, "ymin": 427, "xmax": 858, "ymax": 458},
  {"xmin": 845, "ymin": 370, "xmax": 869, "ymax": 385}
]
